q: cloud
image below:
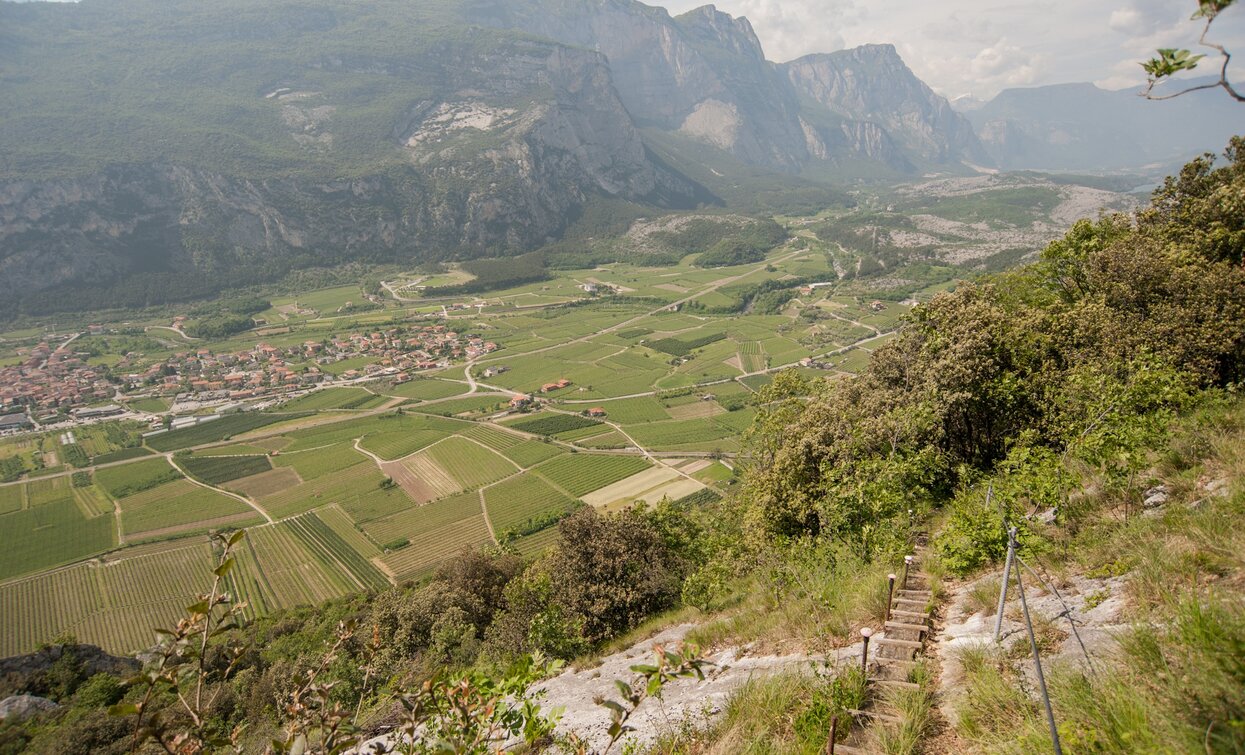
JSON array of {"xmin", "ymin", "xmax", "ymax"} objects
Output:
[{"xmin": 662, "ymin": 0, "xmax": 1245, "ymax": 98}]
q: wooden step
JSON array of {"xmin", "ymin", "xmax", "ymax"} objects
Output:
[
  {"xmin": 847, "ymin": 708, "xmax": 902, "ymax": 725},
  {"xmin": 892, "ymin": 598, "xmax": 929, "ymax": 607},
  {"xmin": 884, "ymin": 620, "xmax": 928, "ymax": 633},
  {"xmin": 890, "ymin": 609, "xmax": 928, "ymax": 619},
  {"xmin": 876, "ymin": 637, "xmax": 924, "ymax": 649},
  {"xmin": 874, "ymin": 679, "xmax": 921, "ymax": 691},
  {"xmin": 874, "ymin": 656, "xmax": 917, "ymax": 666},
  {"xmin": 896, "ymin": 589, "xmax": 932, "ymax": 597}
]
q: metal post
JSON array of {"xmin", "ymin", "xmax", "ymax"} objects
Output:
[
  {"xmin": 1015, "ymin": 559, "xmax": 1063, "ymax": 755},
  {"xmin": 827, "ymin": 714, "xmax": 838, "ymax": 754},
  {"xmin": 901, "ymin": 555, "xmax": 913, "ymax": 590},
  {"xmin": 884, "ymin": 573, "xmax": 896, "ymax": 623},
  {"xmin": 993, "ymin": 527, "xmax": 1017, "ymax": 642},
  {"xmin": 860, "ymin": 627, "xmax": 873, "ymax": 673}
]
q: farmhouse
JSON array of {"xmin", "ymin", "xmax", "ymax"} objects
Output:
[
  {"xmin": 541, "ymin": 378, "xmax": 572, "ymax": 393},
  {"xmin": 586, "ymin": 407, "xmax": 607, "ymax": 418}
]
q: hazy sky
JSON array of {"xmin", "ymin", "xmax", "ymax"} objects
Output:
[{"xmin": 663, "ymin": 0, "xmax": 1245, "ymax": 99}]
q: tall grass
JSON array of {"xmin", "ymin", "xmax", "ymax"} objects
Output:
[
  {"xmin": 687, "ymin": 540, "xmax": 894, "ymax": 652},
  {"xmin": 951, "ymin": 397, "xmax": 1245, "ymax": 754},
  {"xmin": 648, "ymin": 663, "xmax": 868, "ymax": 754}
]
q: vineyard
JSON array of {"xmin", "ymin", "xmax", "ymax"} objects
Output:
[
  {"xmin": 424, "ymin": 437, "xmax": 516, "ymax": 490},
  {"xmin": 378, "ymin": 514, "xmax": 493, "ymax": 581},
  {"xmin": 416, "ymin": 395, "xmax": 505, "ymax": 417},
  {"xmin": 237, "ymin": 522, "xmax": 359, "ymax": 608},
  {"xmin": 626, "ymin": 417, "xmax": 736, "ymax": 448},
  {"xmin": 181, "ymin": 454, "xmax": 273, "ymax": 484},
  {"xmin": 585, "ymin": 397, "xmax": 671, "ymax": 424},
  {"xmin": 95, "ymin": 458, "xmax": 183, "ymax": 498},
  {"xmin": 458, "ymin": 424, "xmax": 523, "ymax": 451},
  {"xmin": 483, "ymin": 475, "xmax": 579, "ymax": 533},
  {"xmin": 91, "ymin": 446, "xmax": 154, "ymax": 465},
  {"xmin": 117, "ymin": 480, "xmax": 258, "ymax": 539},
  {"xmin": 0, "ymin": 484, "xmax": 22, "ymax": 514},
  {"xmin": 500, "ymin": 440, "xmax": 565, "ymax": 468},
  {"xmin": 645, "ymin": 331, "xmax": 726, "ymax": 356},
  {"xmin": 25, "ymin": 475, "xmax": 73, "ymax": 506},
  {"xmin": 0, "ymin": 498, "xmax": 115, "ymax": 579},
  {"xmin": 0, "ymin": 541, "xmax": 215, "ymax": 656},
  {"xmin": 361, "ymin": 491, "xmax": 481, "ymax": 546},
  {"xmin": 287, "ymin": 513, "xmax": 390, "ymax": 591},
  {"xmin": 380, "ymin": 379, "xmax": 466, "ymax": 401},
  {"xmin": 317, "ymin": 504, "xmax": 382, "ymax": 559},
  {"xmin": 359, "ymin": 428, "xmax": 447, "ymax": 461},
  {"xmin": 273, "ymin": 443, "xmax": 366, "ymax": 480},
  {"xmin": 259, "ymin": 462, "xmax": 402, "ymax": 520},
  {"xmin": 534, "ymin": 454, "xmax": 652, "ymax": 497},
  {"xmin": 507, "ymin": 413, "xmax": 603, "ymax": 436}
]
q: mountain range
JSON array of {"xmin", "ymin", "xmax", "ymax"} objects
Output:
[{"xmin": 0, "ymin": 0, "xmax": 1238, "ymax": 314}]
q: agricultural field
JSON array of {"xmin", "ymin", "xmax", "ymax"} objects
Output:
[
  {"xmin": 117, "ymin": 480, "xmax": 259, "ymax": 540},
  {"xmin": 483, "ymin": 475, "xmax": 579, "ymax": 534},
  {"xmin": 145, "ymin": 412, "xmax": 312, "ymax": 451},
  {"xmin": 534, "ymin": 454, "xmax": 652, "ymax": 497},
  {"xmin": 0, "ymin": 497, "xmax": 115, "ymax": 580},
  {"xmin": 279, "ymin": 387, "xmax": 389, "ymax": 412},
  {"xmin": 0, "ymin": 225, "xmax": 938, "ymax": 652},
  {"xmin": 95, "ymin": 458, "xmax": 182, "ymax": 498},
  {"xmin": 180, "ymin": 454, "xmax": 273, "ymax": 484}
]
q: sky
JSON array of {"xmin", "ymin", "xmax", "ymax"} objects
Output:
[{"xmin": 662, "ymin": 0, "xmax": 1245, "ymax": 99}]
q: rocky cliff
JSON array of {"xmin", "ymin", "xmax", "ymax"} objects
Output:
[
  {"xmin": 783, "ymin": 45, "xmax": 991, "ymax": 169},
  {"xmin": 470, "ymin": 2, "xmax": 986, "ymax": 174}
]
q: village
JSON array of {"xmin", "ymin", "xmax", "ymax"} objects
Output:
[{"xmin": 0, "ymin": 322, "xmax": 499, "ymax": 431}]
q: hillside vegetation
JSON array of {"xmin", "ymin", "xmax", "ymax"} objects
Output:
[{"xmin": 1, "ymin": 141, "xmax": 1242, "ymax": 753}]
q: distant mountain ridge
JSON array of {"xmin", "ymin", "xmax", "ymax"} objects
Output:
[{"xmin": 962, "ymin": 78, "xmax": 1244, "ymax": 171}]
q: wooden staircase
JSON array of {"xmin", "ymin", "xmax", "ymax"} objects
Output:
[{"xmin": 830, "ymin": 557, "xmax": 935, "ymax": 755}]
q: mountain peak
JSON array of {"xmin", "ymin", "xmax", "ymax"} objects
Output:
[{"xmin": 675, "ymin": 4, "xmax": 765, "ymax": 60}]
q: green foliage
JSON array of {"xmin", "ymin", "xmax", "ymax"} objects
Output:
[
  {"xmin": 508, "ymin": 413, "xmax": 601, "ymax": 436},
  {"xmin": 184, "ymin": 313, "xmax": 255, "ymax": 339},
  {"xmin": 742, "ymin": 139, "xmax": 1245, "ymax": 552},
  {"xmin": 0, "ymin": 455, "xmax": 25, "ymax": 483},
  {"xmin": 645, "ymin": 332, "xmax": 726, "ymax": 356},
  {"xmin": 71, "ymin": 471, "xmax": 91, "ymax": 488},
  {"xmin": 425, "ymin": 252, "xmax": 550, "ymax": 296},
  {"xmin": 181, "ymin": 454, "xmax": 272, "ymax": 484}
]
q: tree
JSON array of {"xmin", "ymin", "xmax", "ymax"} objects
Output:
[{"xmin": 1142, "ymin": 1, "xmax": 1243, "ymax": 102}]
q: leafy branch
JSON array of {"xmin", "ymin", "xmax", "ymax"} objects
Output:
[
  {"xmin": 1142, "ymin": 0, "xmax": 1243, "ymax": 102},
  {"xmin": 112, "ymin": 530, "xmax": 250, "ymax": 754},
  {"xmin": 585, "ymin": 643, "xmax": 712, "ymax": 754}
]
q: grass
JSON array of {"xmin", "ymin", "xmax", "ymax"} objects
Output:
[
  {"xmin": 687, "ymin": 541, "xmax": 891, "ymax": 652},
  {"xmin": 657, "ymin": 664, "xmax": 869, "ymax": 754},
  {"xmin": 949, "ymin": 398, "xmax": 1245, "ymax": 754}
]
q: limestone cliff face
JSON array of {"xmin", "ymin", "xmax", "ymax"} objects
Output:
[
  {"xmin": 471, "ymin": 2, "xmax": 987, "ymax": 173},
  {"xmin": 783, "ymin": 45, "xmax": 990, "ymax": 167}
]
